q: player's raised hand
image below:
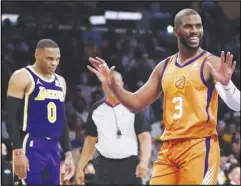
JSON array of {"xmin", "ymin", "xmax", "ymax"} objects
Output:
[
  {"xmin": 207, "ymin": 51, "xmax": 236, "ymax": 85},
  {"xmin": 88, "ymin": 57, "xmax": 116, "ymax": 87},
  {"xmin": 63, "ymin": 156, "xmax": 75, "ymax": 181},
  {"xmin": 13, "ymin": 149, "xmax": 30, "ymax": 180}
]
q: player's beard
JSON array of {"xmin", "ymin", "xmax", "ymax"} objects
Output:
[{"xmin": 179, "ymin": 35, "xmax": 202, "ymax": 51}]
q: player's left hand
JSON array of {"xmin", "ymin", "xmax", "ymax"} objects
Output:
[
  {"xmin": 63, "ymin": 156, "xmax": 75, "ymax": 181},
  {"xmin": 88, "ymin": 57, "xmax": 117, "ymax": 89},
  {"xmin": 207, "ymin": 51, "xmax": 236, "ymax": 85},
  {"xmin": 136, "ymin": 160, "xmax": 148, "ymax": 178}
]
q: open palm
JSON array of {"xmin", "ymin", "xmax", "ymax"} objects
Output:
[
  {"xmin": 88, "ymin": 57, "xmax": 116, "ymax": 86},
  {"xmin": 208, "ymin": 51, "xmax": 236, "ymax": 85}
]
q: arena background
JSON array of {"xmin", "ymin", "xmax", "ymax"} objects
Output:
[{"xmin": 1, "ymin": 1, "xmax": 240, "ymax": 185}]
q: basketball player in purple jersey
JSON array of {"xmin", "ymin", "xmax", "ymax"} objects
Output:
[{"xmin": 6, "ymin": 39, "xmax": 75, "ymax": 184}]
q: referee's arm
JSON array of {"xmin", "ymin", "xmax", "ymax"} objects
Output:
[
  {"xmin": 77, "ymin": 106, "xmax": 97, "ymax": 171},
  {"xmin": 134, "ymin": 111, "xmax": 152, "ymax": 164}
]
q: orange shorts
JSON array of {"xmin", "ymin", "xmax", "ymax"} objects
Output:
[{"xmin": 150, "ymin": 135, "xmax": 220, "ymax": 184}]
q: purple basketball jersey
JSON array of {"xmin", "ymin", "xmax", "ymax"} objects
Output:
[{"xmin": 23, "ymin": 67, "xmax": 65, "ymax": 139}]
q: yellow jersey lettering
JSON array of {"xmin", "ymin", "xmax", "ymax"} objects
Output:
[{"xmin": 35, "ymin": 87, "xmax": 64, "ymax": 102}]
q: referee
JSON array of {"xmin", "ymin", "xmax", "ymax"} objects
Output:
[{"xmin": 75, "ymin": 71, "xmax": 152, "ymax": 184}]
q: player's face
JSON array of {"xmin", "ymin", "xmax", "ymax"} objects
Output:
[
  {"xmin": 174, "ymin": 15, "xmax": 203, "ymax": 50},
  {"xmin": 37, "ymin": 48, "xmax": 61, "ymax": 74}
]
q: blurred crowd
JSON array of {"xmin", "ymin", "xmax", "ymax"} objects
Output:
[{"xmin": 1, "ymin": 2, "xmax": 240, "ymax": 185}]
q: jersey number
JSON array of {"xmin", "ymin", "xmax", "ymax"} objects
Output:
[
  {"xmin": 172, "ymin": 97, "xmax": 183, "ymax": 120},
  {"xmin": 47, "ymin": 102, "xmax": 57, "ymax": 123}
]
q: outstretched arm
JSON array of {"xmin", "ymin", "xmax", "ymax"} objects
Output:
[
  {"xmin": 88, "ymin": 57, "xmax": 165, "ymax": 112},
  {"xmin": 206, "ymin": 51, "xmax": 240, "ymax": 111}
]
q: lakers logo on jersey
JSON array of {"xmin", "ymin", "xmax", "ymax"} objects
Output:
[
  {"xmin": 35, "ymin": 86, "xmax": 64, "ymax": 102},
  {"xmin": 168, "ymin": 73, "xmax": 189, "ymax": 97}
]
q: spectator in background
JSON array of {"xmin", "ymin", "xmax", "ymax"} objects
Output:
[
  {"xmin": 83, "ymin": 24, "xmax": 102, "ymax": 48},
  {"xmin": 2, "ymin": 55, "xmax": 15, "ymax": 105},
  {"xmin": 217, "ymin": 120, "xmax": 227, "ymax": 135},
  {"xmin": 232, "ymin": 137, "xmax": 240, "ymax": 163},
  {"xmin": 1, "ymin": 107, "xmax": 9, "ymax": 140},
  {"xmin": 76, "ymin": 72, "xmax": 98, "ymax": 106},
  {"xmin": 65, "ymin": 93, "xmax": 78, "ymax": 132},
  {"xmin": 106, "ymin": 37, "xmax": 124, "ymax": 74},
  {"xmin": 90, "ymin": 88, "xmax": 103, "ymax": 105},
  {"xmin": 73, "ymin": 118, "xmax": 85, "ymax": 149},
  {"xmin": 218, "ymin": 156, "xmax": 229, "ymax": 185},
  {"xmin": 1, "ymin": 107, "xmax": 12, "ymax": 161},
  {"xmin": 71, "ymin": 118, "xmax": 85, "ymax": 167},
  {"xmin": 85, "ymin": 38, "xmax": 100, "ymax": 58},
  {"xmin": 73, "ymin": 94, "xmax": 89, "ymax": 123},
  {"xmin": 221, "ymin": 122, "xmax": 237, "ymax": 156},
  {"xmin": 225, "ymin": 163, "xmax": 240, "ymax": 185},
  {"xmin": 102, "ymin": 26, "xmax": 119, "ymax": 53},
  {"xmin": 82, "ymin": 38, "xmax": 100, "ymax": 74}
]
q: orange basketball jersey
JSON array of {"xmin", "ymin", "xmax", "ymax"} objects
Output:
[{"xmin": 160, "ymin": 50, "xmax": 218, "ymax": 141}]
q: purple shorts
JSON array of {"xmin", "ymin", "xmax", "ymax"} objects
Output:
[{"xmin": 20, "ymin": 134, "xmax": 61, "ymax": 184}]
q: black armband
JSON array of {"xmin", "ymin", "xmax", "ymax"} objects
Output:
[
  {"xmin": 5, "ymin": 96, "xmax": 23, "ymax": 149},
  {"xmin": 134, "ymin": 111, "xmax": 151, "ymax": 135},
  {"xmin": 59, "ymin": 105, "xmax": 72, "ymax": 153}
]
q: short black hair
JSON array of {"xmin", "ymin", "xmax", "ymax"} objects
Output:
[
  {"xmin": 36, "ymin": 39, "xmax": 59, "ymax": 49},
  {"xmin": 174, "ymin": 8, "xmax": 200, "ymax": 27},
  {"xmin": 227, "ymin": 163, "xmax": 240, "ymax": 174}
]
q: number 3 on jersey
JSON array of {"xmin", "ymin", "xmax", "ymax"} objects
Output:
[
  {"xmin": 172, "ymin": 97, "xmax": 183, "ymax": 119},
  {"xmin": 47, "ymin": 102, "xmax": 57, "ymax": 123}
]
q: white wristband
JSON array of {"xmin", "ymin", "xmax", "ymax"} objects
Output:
[
  {"xmin": 215, "ymin": 81, "xmax": 240, "ymax": 112},
  {"xmin": 222, "ymin": 80, "xmax": 234, "ymax": 90}
]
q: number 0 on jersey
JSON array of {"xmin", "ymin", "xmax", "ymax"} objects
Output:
[{"xmin": 47, "ymin": 102, "xmax": 57, "ymax": 123}]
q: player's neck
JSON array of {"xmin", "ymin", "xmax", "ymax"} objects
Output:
[
  {"xmin": 178, "ymin": 46, "xmax": 203, "ymax": 63},
  {"xmin": 32, "ymin": 63, "xmax": 53, "ymax": 79},
  {"xmin": 105, "ymin": 96, "xmax": 119, "ymax": 106}
]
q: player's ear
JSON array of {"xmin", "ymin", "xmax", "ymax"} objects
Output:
[
  {"xmin": 35, "ymin": 49, "xmax": 44, "ymax": 60},
  {"xmin": 35, "ymin": 49, "xmax": 39, "ymax": 59},
  {"xmin": 173, "ymin": 27, "xmax": 179, "ymax": 37}
]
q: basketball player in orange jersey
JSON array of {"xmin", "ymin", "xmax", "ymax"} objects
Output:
[{"xmin": 87, "ymin": 8, "xmax": 240, "ymax": 184}]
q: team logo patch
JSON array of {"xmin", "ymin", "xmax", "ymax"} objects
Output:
[
  {"xmin": 175, "ymin": 75, "xmax": 187, "ymax": 90},
  {"xmin": 167, "ymin": 73, "xmax": 189, "ymax": 97}
]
